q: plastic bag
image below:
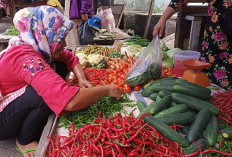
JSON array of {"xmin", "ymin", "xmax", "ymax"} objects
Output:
[
  {"xmin": 77, "ymin": 21, "xmax": 94, "ymax": 45},
  {"xmin": 96, "ymin": 7, "xmax": 103, "ymax": 19},
  {"xmin": 100, "ymin": 8, "xmax": 115, "ymax": 32},
  {"xmin": 125, "ymin": 37, "xmax": 162, "ymax": 87}
]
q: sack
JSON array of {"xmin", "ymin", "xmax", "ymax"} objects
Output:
[
  {"xmin": 223, "ymin": 8, "xmax": 232, "ymax": 39},
  {"xmin": 125, "ymin": 37, "xmax": 162, "ymax": 87},
  {"xmin": 77, "ymin": 21, "xmax": 94, "ymax": 45},
  {"xmin": 69, "ymin": 0, "xmax": 79, "ymax": 19},
  {"xmin": 100, "ymin": 8, "xmax": 116, "ymax": 32}
]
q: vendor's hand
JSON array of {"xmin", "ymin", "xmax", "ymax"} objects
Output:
[
  {"xmin": 81, "ymin": 14, "xmax": 88, "ymax": 21},
  {"xmin": 153, "ymin": 19, "xmax": 166, "ymax": 38},
  {"xmin": 79, "ymin": 79, "xmax": 93, "ymax": 88},
  {"xmin": 107, "ymin": 84, "xmax": 122, "ymax": 100}
]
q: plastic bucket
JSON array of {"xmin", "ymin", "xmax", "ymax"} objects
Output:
[{"xmin": 173, "ymin": 51, "xmax": 201, "ymax": 77}]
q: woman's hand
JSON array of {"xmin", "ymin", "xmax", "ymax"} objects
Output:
[
  {"xmin": 107, "ymin": 84, "xmax": 122, "ymax": 100},
  {"xmin": 81, "ymin": 14, "xmax": 88, "ymax": 21},
  {"xmin": 79, "ymin": 79, "xmax": 93, "ymax": 88},
  {"xmin": 153, "ymin": 19, "xmax": 166, "ymax": 38}
]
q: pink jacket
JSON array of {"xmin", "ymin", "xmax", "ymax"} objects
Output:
[{"xmin": 0, "ymin": 44, "xmax": 80, "ymax": 116}]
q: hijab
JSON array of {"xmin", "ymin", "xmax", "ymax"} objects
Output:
[{"xmin": 0, "ymin": 5, "xmax": 74, "ymax": 62}]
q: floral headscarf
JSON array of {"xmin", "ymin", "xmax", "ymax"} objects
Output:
[{"xmin": 11, "ymin": 5, "xmax": 74, "ymax": 61}]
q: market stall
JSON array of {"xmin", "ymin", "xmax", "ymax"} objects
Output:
[{"xmin": 33, "ymin": 38, "xmax": 232, "ymax": 157}]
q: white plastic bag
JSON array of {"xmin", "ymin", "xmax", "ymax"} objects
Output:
[
  {"xmin": 125, "ymin": 37, "xmax": 162, "ymax": 87},
  {"xmin": 100, "ymin": 8, "xmax": 116, "ymax": 32}
]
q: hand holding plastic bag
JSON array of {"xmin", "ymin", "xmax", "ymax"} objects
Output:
[
  {"xmin": 125, "ymin": 37, "xmax": 162, "ymax": 87},
  {"xmin": 77, "ymin": 21, "xmax": 94, "ymax": 45}
]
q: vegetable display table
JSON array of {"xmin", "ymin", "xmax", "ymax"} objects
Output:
[{"xmin": 35, "ymin": 84, "xmax": 226, "ymax": 157}]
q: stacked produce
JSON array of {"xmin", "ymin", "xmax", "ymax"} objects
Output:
[
  {"xmin": 48, "ymin": 112, "xmax": 182, "ymax": 157},
  {"xmin": 3, "ymin": 26, "xmax": 19, "ymax": 36},
  {"xmin": 139, "ymin": 77, "xmax": 232, "ymax": 156},
  {"xmin": 75, "ymin": 45, "xmax": 121, "ymax": 69},
  {"xmin": 160, "ymin": 40, "xmax": 181, "ymax": 68},
  {"xmin": 121, "ymin": 35, "xmax": 148, "ymax": 58}
]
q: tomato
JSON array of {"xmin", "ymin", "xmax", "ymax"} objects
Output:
[
  {"xmin": 171, "ymin": 74, "xmax": 178, "ymax": 78},
  {"xmin": 124, "ymin": 85, "xmax": 131, "ymax": 93},
  {"xmin": 162, "ymin": 66, "xmax": 166, "ymax": 71},
  {"xmin": 134, "ymin": 85, "xmax": 141, "ymax": 91},
  {"xmin": 119, "ymin": 87, "xmax": 124, "ymax": 94},
  {"xmin": 109, "ymin": 73, "xmax": 114, "ymax": 78},
  {"xmin": 112, "ymin": 79, "xmax": 118, "ymax": 85},
  {"xmin": 167, "ymin": 71, "xmax": 173, "ymax": 76},
  {"xmin": 118, "ymin": 79, "xmax": 125, "ymax": 86},
  {"xmin": 167, "ymin": 67, "xmax": 173, "ymax": 73},
  {"xmin": 161, "ymin": 73, "xmax": 168, "ymax": 77}
]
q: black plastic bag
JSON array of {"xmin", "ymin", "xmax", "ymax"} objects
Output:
[{"xmin": 77, "ymin": 21, "xmax": 94, "ymax": 45}]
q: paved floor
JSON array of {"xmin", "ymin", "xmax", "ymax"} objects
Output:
[
  {"xmin": 0, "ymin": 17, "xmax": 22, "ymax": 157},
  {"xmin": 0, "ymin": 17, "xmax": 12, "ymax": 33}
]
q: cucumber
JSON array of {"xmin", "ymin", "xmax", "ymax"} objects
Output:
[
  {"xmin": 158, "ymin": 90, "xmax": 172, "ymax": 98},
  {"xmin": 137, "ymin": 95, "xmax": 171, "ymax": 117},
  {"xmin": 218, "ymin": 126, "xmax": 232, "ymax": 140},
  {"xmin": 136, "ymin": 101, "xmax": 147, "ymax": 112},
  {"xmin": 150, "ymin": 82, "xmax": 175, "ymax": 93},
  {"xmin": 143, "ymin": 114, "xmax": 189, "ymax": 147},
  {"xmin": 175, "ymin": 79, "xmax": 211, "ymax": 95},
  {"xmin": 149, "ymin": 93, "xmax": 158, "ymax": 101},
  {"xmin": 172, "ymin": 93, "xmax": 220, "ymax": 115},
  {"xmin": 141, "ymin": 89, "xmax": 152, "ymax": 97},
  {"xmin": 173, "ymin": 85, "xmax": 211, "ymax": 100},
  {"xmin": 202, "ymin": 115, "xmax": 218, "ymax": 146},
  {"xmin": 157, "ymin": 111, "xmax": 196, "ymax": 126},
  {"xmin": 156, "ymin": 95, "xmax": 162, "ymax": 101},
  {"xmin": 187, "ymin": 108, "xmax": 211, "ymax": 143},
  {"xmin": 183, "ymin": 139, "xmax": 207, "ymax": 155},
  {"xmin": 169, "ymin": 101, "xmax": 178, "ymax": 107},
  {"xmin": 144, "ymin": 77, "xmax": 176, "ymax": 89},
  {"xmin": 179, "ymin": 125, "xmax": 190, "ymax": 135},
  {"xmin": 154, "ymin": 104, "xmax": 188, "ymax": 118}
]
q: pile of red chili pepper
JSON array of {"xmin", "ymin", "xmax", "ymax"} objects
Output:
[
  {"xmin": 47, "ymin": 112, "xmax": 182, "ymax": 157},
  {"xmin": 210, "ymin": 89, "xmax": 232, "ymax": 125}
]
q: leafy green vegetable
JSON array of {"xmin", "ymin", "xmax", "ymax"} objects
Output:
[
  {"xmin": 3, "ymin": 26, "xmax": 19, "ymax": 36},
  {"xmin": 59, "ymin": 94, "xmax": 134, "ymax": 129},
  {"xmin": 125, "ymin": 63, "xmax": 162, "ymax": 86}
]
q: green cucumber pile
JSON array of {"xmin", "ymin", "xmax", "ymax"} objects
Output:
[{"xmin": 137, "ymin": 77, "xmax": 232, "ymax": 155}]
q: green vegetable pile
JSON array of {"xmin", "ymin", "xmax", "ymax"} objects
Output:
[
  {"xmin": 125, "ymin": 63, "xmax": 162, "ymax": 86},
  {"xmin": 59, "ymin": 94, "xmax": 134, "ymax": 129},
  {"xmin": 160, "ymin": 40, "xmax": 181, "ymax": 68},
  {"xmin": 3, "ymin": 26, "xmax": 19, "ymax": 36},
  {"xmin": 125, "ymin": 35, "xmax": 149, "ymax": 47}
]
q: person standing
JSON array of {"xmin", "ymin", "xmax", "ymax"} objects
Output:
[{"xmin": 153, "ymin": 0, "xmax": 232, "ymax": 89}]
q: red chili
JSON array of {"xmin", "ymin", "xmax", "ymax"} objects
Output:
[{"xmin": 201, "ymin": 149, "xmax": 232, "ymax": 156}]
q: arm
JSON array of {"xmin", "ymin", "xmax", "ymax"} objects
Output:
[
  {"xmin": 80, "ymin": 0, "xmax": 93, "ymax": 20},
  {"xmin": 53, "ymin": 49, "xmax": 92, "ymax": 87},
  {"xmin": 64, "ymin": 84, "xmax": 121, "ymax": 111},
  {"xmin": 72, "ymin": 63, "xmax": 93, "ymax": 88},
  {"xmin": 153, "ymin": 0, "xmax": 183, "ymax": 38}
]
